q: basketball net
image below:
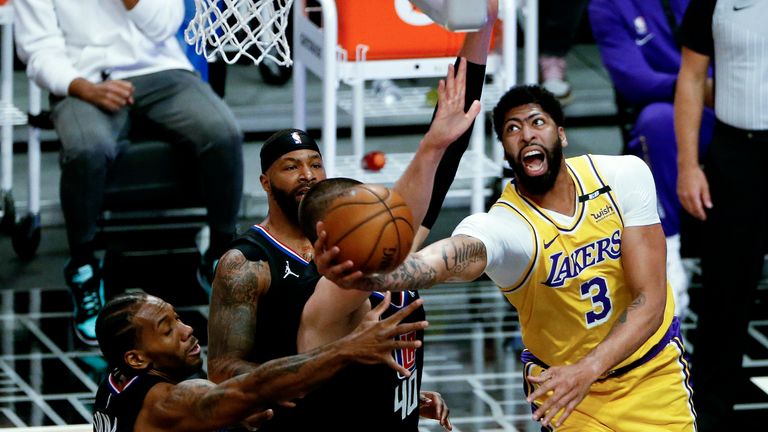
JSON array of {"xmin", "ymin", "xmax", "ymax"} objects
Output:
[{"xmin": 184, "ymin": 0, "xmax": 294, "ymax": 66}]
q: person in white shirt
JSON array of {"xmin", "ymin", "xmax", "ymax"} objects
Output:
[{"xmin": 14, "ymin": 0, "xmax": 244, "ymax": 346}]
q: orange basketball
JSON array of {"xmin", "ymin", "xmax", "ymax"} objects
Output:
[{"xmin": 322, "ymin": 184, "xmax": 414, "ymax": 274}]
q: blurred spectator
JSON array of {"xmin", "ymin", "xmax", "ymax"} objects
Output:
[
  {"xmin": 539, "ymin": 0, "xmax": 589, "ymax": 104},
  {"xmin": 14, "ymin": 0, "xmax": 244, "ymax": 345}
]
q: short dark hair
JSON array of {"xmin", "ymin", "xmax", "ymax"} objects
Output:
[
  {"xmin": 492, "ymin": 85, "xmax": 564, "ymax": 141},
  {"xmin": 298, "ymin": 177, "xmax": 362, "ymax": 243},
  {"xmin": 96, "ymin": 291, "xmax": 150, "ymax": 375}
]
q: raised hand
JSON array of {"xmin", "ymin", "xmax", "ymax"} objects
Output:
[
  {"xmin": 422, "ymin": 58, "xmax": 482, "ymax": 152},
  {"xmin": 339, "ymin": 292, "xmax": 427, "ymax": 377}
]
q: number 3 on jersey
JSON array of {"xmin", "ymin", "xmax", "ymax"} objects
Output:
[{"xmin": 580, "ymin": 276, "xmax": 612, "ymax": 328}]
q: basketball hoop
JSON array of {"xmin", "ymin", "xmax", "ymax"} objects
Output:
[
  {"xmin": 409, "ymin": 0, "xmax": 488, "ymax": 32},
  {"xmin": 184, "ymin": 0, "xmax": 294, "ymax": 66}
]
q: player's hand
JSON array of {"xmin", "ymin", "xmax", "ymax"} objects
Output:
[
  {"xmin": 419, "ymin": 390, "xmax": 452, "ymax": 430},
  {"xmin": 422, "ymin": 58, "xmax": 482, "ymax": 152},
  {"xmin": 240, "ymin": 408, "xmax": 274, "ymax": 431},
  {"xmin": 341, "ymin": 292, "xmax": 427, "ymax": 376},
  {"xmin": 313, "ymin": 221, "xmax": 364, "ymax": 288},
  {"xmin": 677, "ymin": 164, "xmax": 711, "ymax": 221},
  {"xmin": 526, "ymin": 364, "xmax": 598, "ymax": 428}
]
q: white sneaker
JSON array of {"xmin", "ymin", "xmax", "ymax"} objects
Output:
[
  {"xmin": 540, "ymin": 56, "xmax": 573, "ymax": 104},
  {"xmin": 666, "ymin": 234, "xmax": 690, "ymax": 319}
]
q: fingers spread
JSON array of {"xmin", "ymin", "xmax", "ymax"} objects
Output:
[{"xmin": 370, "ymin": 291, "xmax": 392, "ymax": 317}]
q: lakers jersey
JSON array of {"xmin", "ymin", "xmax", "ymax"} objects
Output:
[{"xmin": 495, "ymin": 155, "xmax": 674, "ymax": 370}]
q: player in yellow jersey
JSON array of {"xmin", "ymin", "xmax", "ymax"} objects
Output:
[{"xmin": 311, "ymin": 84, "xmax": 696, "ymax": 430}]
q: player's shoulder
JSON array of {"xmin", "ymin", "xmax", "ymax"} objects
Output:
[
  {"xmin": 586, "ymin": 154, "xmax": 650, "ymax": 179},
  {"xmin": 213, "ymin": 249, "xmax": 272, "ymax": 296},
  {"xmin": 455, "ymin": 205, "xmax": 533, "ymax": 237},
  {"xmin": 218, "ymin": 248, "xmax": 271, "ymax": 274}
]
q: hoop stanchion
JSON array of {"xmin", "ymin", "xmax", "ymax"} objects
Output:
[{"xmin": 185, "ymin": 0, "xmax": 294, "ymax": 66}]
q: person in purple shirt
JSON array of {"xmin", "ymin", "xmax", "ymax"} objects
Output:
[{"xmin": 589, "ymin": 0, "xmax": 715, "ymax": 319}]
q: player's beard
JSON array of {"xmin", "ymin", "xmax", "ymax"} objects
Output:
[
  {"xmin": 507, "ymin": 136, "xmax": 564, "ymax": 195},
  {"xmin": 271, "ymin": 183, "xmax": 304, "ymax": 226}
]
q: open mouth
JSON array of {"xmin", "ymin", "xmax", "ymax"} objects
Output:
[
  {"xmin": 521, "ymin": 146, "xmax": 547, "ymax": 176},
  {"xmin": 188, "ymin": 338, "xmax": 201, "ymax": 356},
  {"xmin": 188, "ymin": 344, "xmax": 201, "ymax": 357}
]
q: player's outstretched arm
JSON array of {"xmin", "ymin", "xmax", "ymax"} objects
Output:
[
  {"xmin": 315, "ymin": 227, "xmax": 488, "ymax": 292},
  {"xmin": 415, "ymin": 1, "xmax": 497, "ymax": 249},
  {"xmin": 138, "ymin": 292, "xmax": 427, "ymax": 432},
  {"xmin": 395, "ymin": 58, "xmax": 482, "ymax": 227}
]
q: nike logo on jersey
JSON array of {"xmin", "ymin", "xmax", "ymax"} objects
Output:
[
  {"xmin": 634, "ymin": 33, "xmax": 654, "ymax": 46},
  {"xmin": 544, "ymin": 234, "xmax": 560, "ymax": 249},
  {"xmin": 733, "ymin": 0, "xmax": 757, "ymax": 11},
  {"xmin": 283, "ymin": 261, "xmax": 299, "ymax": 279}
]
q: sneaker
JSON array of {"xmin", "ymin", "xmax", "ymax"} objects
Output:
[
  {"xmin": 666, "ymin": 234, "xmax": 690, "ymax": 320},
  {"xmin": 540, "ymin": 56, "xmax": 573, "ymax": 104},
  {"xmin": 196, "ymin": 254, "xmax": 220, "ymax": 298},
  {"xmin": 64, "ymin": 260, "xmax": 105, "ymax": 346}
]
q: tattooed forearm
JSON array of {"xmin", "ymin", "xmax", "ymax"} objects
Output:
[
  {"xmin": 443, "ymin": 239, "xmax": 486, "ymax": 276},
  {"xmin": 360, "ymin": 255, "xmax": 439, "ymax": 292}
]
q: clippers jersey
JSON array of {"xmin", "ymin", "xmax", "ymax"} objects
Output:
[
  {"xmin": 302, "ymin": 290, "xmax": 425, "ymax": 432},
  {"xmin": 230, "ymin": 225, "xmax": 319, "ymax": 364},
  {"xmin": 227, "ymin": 225, "xmax": 319, "ymax": 431},
  {"xmin": 93, "ymin": 370, "xmax": 168, "ymax": 432},
  {"xmin": 495, "ymin": 155, "xmax": 674, "ymax": 370}
]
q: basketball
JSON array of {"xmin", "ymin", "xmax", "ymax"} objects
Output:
[{"xmin": 322, "ymin": 184, "xmax": 414, "ymax": 274}]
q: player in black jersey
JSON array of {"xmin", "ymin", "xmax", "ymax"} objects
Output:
[
  {"xmin": 297, "ymin": 178, "xmax": 430, "ymax": 431},
  {"xmin": 207, "ymin": 3, "xmax": 497, "ymax": 430},
  {"xmin": 92, "ymin": 291, "xmax": 426, "ymax": 432}
]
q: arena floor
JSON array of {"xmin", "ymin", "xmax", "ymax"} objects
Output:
[{"xmin": 1, "ymin": 44, "xmax": 767, "ymax": 430}]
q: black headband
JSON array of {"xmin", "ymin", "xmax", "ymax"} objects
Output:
[{"xmin": 260, "ymin": 128, "xmax": 322, "ymax": 173}]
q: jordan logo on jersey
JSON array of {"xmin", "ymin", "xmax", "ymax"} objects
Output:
[
  {"xmin": 283, "ymin": 261, "xmax": 299, "ymax": 279},
  {"xmin": 544, "ymin": 229, "xmax": 621, "ymax": 287}
]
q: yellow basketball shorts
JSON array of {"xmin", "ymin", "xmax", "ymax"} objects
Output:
[{"xmin": 523, "ymin": 337, "xmax": 696, "ymax": 431}]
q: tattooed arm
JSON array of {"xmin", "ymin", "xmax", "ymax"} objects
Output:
[
  {"xmin": 317, "ymin": 234, "xmax": 488, "ymax": 293},
  {"xmin": 525, "ymin": 223, "xmax": 669, "ymax": 428},
  {"xmin": 207, "ymin": 249, "xmax": 270, "ymax": 383},
  {"xmin": 136, "ymin": 294, "xmax": 428, "ymax": 432}
]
